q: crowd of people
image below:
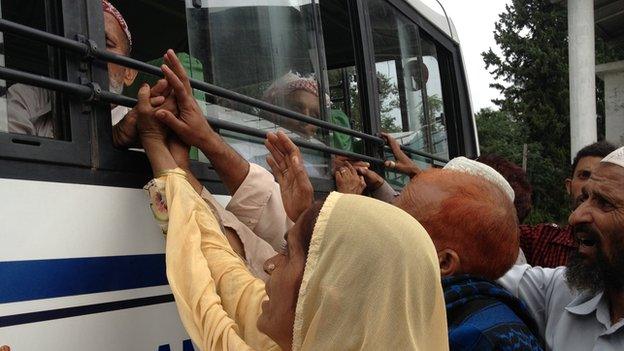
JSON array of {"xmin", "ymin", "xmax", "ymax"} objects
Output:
[
  {"xmin": 3, "ymin": 2, "xmax": 624, "ymax": 350},
  {"xmin": 130, "ymin": 47, "xmax": 624, "ymax": 350}
]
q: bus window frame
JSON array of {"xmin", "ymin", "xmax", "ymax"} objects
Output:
[
  {"xmin": 0, "ymin": 0, "xmax": 91, "ymax": 167},
  {"xmin": 365, "ymin": 0, "xmax": 477, "ymax": 160},
  {"xmin": 90, "ymin": 0, "xmax": 343, "ymax": 191}
]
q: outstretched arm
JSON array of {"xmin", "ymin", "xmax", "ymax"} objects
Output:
[
  {"xmin": 155, "ymin": 49, "xmax": 250, "ymax": 194},
  {"xmin": 161, "ymin": 171, "xmax": 277, "ymax": 350},
  {"xmin": 139, "ymin": 78, "xmax": 277, "ymax": 350}
]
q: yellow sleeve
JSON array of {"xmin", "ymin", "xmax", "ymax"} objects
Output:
[{"xmin": 162, "ymin": 170, "xmax": 279, "ymax": 351}]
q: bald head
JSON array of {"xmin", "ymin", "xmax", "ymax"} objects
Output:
[{"xmin": 395, "ymin": 168, "xmax": 519, "ymax": 280}]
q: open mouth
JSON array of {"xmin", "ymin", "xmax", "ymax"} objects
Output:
[{"xmin": 576, "ymin": 233, "xmax": 599, "ymax": 247}]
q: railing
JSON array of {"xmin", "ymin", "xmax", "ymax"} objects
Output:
[{"xmin": 0, "ymin": 18, "xmax": 450, "ymax": 167}]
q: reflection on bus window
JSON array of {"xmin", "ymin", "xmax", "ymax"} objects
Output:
[
  {"xmin": 321, "ymin": 0, "xmax": 364, "ymax": 153},
  {"xmin": 0, "ymin": 0, "xmax": 67, "ymax": 139},
  {"xmin": 421, "ymin": 34, "xmax": 449, "ymax": 160},
  {"xmin": 367, "ymin": 0, "xmax": 450, "ymax": 162},
  {"xmin": 185, "ymin": 0, "xmax": 331, "ymax": 178}
]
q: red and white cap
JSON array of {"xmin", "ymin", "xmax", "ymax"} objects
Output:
[{"xmin": 102, "ymin": 0, "xmax": 132, "ymax": 51}]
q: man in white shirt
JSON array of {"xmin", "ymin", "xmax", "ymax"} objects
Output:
[
  {"xmin": 6, "ymin": 0, "xmax": 137, "ymax": 147},
  {"xmin": 499, "ymin": 146, "xmax": 624, "ymax": 350}
]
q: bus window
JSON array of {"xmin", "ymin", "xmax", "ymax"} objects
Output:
[
  {"xmin": 321, "ymin": 0, "xmax": 363, "ymax": 154},
  {"xmin": 367, "ymin": 0, "xmax": 442, "ymax": 185},
  {"xmin": 368, "ymin": 0, "xmax": 429, "ymax": 149},
  {"xmin": 420, "ymin": 34, "xmax": 450, "ymax": 160},
  {"xmin": 0, "ymin": 0, "xmax": 68, "ymax": 140},
  {"xmin": 184, "ymin": 0, "xmax": 331, "ymax": 179}
]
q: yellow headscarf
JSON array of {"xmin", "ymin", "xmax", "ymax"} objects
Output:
[{"xmin": 293, "ymin": 192, "xmax": 449, "ymax": 350}]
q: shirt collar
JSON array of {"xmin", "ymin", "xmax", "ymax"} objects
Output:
[
  {"xmin": 565, "ymin": 291, "xmax": 624, "ymax": 333},
  {"xmin": 565, "ymin": 291, "xmax": 604, "ymax": 316}
]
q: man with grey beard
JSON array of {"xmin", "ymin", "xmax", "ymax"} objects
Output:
[
  {"xmin": 499, "ymin": 146, "xmax": 624, "ymax": 350},
  {"xmin": 7, "ymin": 0, "xmax": 137, "ymax": 146}
]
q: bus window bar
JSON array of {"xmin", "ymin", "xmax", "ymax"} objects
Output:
[
  {"xmin": 0, "ymin": 18, "xmax": 448, "ymax": 164},
  {"xmin": 0, "ymin": 19, "xmax": 381, "ymax": 144},
  {"xmin": 0, "ymin": 66, "xmax": 384, "ymax": 165}
]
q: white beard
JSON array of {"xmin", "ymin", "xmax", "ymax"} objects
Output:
[{"xmin": 109, "ymin": 77, "xmax": 124, "ymax": 95}]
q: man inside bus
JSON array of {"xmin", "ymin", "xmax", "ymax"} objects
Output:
[
  {"xmin": 6, "ymin": 0, "xmax": 138, "ymax": 146},
  {"xmin": 499, "ymin": 146, "xmax": 624, "ymax": 350},
  {"xmin": 152, "ymin": 51, "xmax": 543, "ymax": 350},
  {"xmin": 261, "ymin": 72, "xmax": 353, "ymax": 152}
]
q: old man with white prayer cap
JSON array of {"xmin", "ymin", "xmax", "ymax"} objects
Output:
[{"xmin": 499, "ymin": 146, "xmax": 624, "ymax": 350}]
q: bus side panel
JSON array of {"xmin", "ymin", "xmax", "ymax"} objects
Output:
[{"xmin": 0, "ymin": 178, "xmax": 192, "ymax": 350}]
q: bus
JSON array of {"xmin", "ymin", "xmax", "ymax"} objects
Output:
[{"xmin": 0, "ymin": 0, "xmax": 477, "ymax": 349}]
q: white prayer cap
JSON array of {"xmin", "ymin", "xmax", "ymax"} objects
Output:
[
  {"xmin": 601, "ymin": 146, "xmax": 624, "ymax": 169},
  {"xmin": 443, "ymin": 156, "xmax": 515, "ymax": 202}
]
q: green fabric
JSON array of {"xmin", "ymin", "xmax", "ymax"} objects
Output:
[
  {"xmin": 124, "ymin": 52, "xmax": 204, "ymax": 160},
  {"xmin": 328, "ymin": 109, "xmax": 353, "ymax": 152}
]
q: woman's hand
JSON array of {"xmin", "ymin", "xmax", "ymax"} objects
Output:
[
  {"xmin": 136, "ymin": 84, "xmax": 168, "ymax": 143},
  {"xmin": 265, "ymin": 131, "xmax": 314, "ymax": 222},
  {"xmin": 357, "ymin": 167, "xmax": 385, "ymax": 191},
  {"xmin": 335, "ymin": 162, "xmax": 366, "ymax": 195},
  {"xmin": 154, "ymin": 49, "xmax": 218, "ymax": 149},
  {"xmin": 135, "ymin": 83, "xmax": 177, "ymax": 175},
  {"xmin": 112, "ymin": 79, "xmax": 172, "ymax": 148},
  {"xmin": 381, "ymin": 132, "xmax": 422, "ymax": 178}
]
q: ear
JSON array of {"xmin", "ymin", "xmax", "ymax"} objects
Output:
[
  {"xmin": 438, "ymin": 249, "xmax": 461, "ymax": 277},
  {"xmin": 124, "ymin": 68, "xmax": 138, "ymax": 87},
  {"xmin": 565, "ymin": 178, "xmax": 571, "ymax": 195}
]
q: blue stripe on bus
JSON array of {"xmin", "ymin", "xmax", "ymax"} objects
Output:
[
  {"xmin": 0, "ymin": 294, "xmax": 174, "ymax": 327},
  {"xmin": 0, "ymin": 254, "xmax": 168, "ymax": 304}
]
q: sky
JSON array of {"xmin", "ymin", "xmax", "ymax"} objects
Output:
[{"xmin": 421, "ymin": 0, "xmax": 513, "ymax": 112}]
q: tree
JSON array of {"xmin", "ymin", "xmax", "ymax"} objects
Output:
[
  {"xmin": 482, "ymin": 0, "xmax": 624, "ymax": 224},
  {"xmin": 476, "ymin": 108, "xmax": 568, "ymax": 223},
  {"xmin": 481, "ymin": 0, "xmax": 617, "ymax": 224}
]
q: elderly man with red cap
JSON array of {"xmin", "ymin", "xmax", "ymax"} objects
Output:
[{"xmin": 7, "ymin": 0, "xmax": 140, "ymax": 147}]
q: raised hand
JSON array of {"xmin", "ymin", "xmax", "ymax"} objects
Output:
[
  {"xmin": 381, "ymin": 132, "xmax": 422, "ymax": 178},
  {"xmin": 135, "ymin": 83, "xmax": 177, "ymax": 175},
  {"xmin": 154, "ymin": 49, "xmax": 217, "ymax": 149},
  {"xmin": 335, "ymin": 162, "xmax": 366, "ymax": 195},
  {"xmin": 331, "ymin": 155, "xmax": 370, "ymax": 173},
  {"xmin": 265, "ymin": 131, "xmax": 314, "ymax": 221},
  {"xmin": 357, "ymin": 167, "xmax": 385, "ymax": 191},
  {"xmin": 136, "ymin": 84, "xmax": 167, "ymax": 143},
  {"xmin": 113, "ymin": 79, "xmax": 172, "ymax": 148}
]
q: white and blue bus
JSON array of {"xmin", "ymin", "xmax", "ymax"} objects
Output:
[{"xmin": 0, "ymin": 0, "xmax": 477, "ymax": 349}]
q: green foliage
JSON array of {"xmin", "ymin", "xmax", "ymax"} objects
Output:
[
  {"xmin": 481, "ymin": 0, "xmax": 624, "ymax": 224},
  {"xmin": 476, "ymin": 108, "xmax": 570, "ymax": 224}
]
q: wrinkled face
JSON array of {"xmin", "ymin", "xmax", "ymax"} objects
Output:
[
  {"xmin": 103, "ymin": 12, "xmax": 135, "ymax": 94},
  {"xmin": 567, "ymin": 163, "xmax": 624, "ymax": 293},
  {"xmin": 257, "ymin": 207, "xmax": 313, "ymax": 349},
  {"xmin": 280, "ymin": 89, "xmax": 320, "ymax": 137},
  {"xmin": 567, "ymin": 156, "xmax": 603, "ymax": 210}
]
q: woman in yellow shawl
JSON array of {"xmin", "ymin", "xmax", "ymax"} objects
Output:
[{"xmin": 136, "ymin": 50, "xmax": 449, "ymax": 350}]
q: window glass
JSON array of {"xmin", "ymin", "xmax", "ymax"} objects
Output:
[
  {"xmin": 0, "ymin": 0, "xmax": 68, "ymax": 139},
  {"xmin": 321, "ymin": 0, "xmax": 364, "ymax": 154},
  {"xmin": 420, "ymin": 35, "xmax": 449, "ymax": 160},
  {"xmin": 185, "ymin": 0, "xmax": 330, "ymax": 178},
  {"xmin": 367, "ymin": 0, "xmax": 449, "ymax": 162}
]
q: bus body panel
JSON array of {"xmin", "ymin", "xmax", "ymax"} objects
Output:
[{"xmin": 0, "ymin": 178, "xmax": 204, "ymax": 350}]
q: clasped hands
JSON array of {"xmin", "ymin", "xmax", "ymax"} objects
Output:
[{"xmin": 134, "ymin": 49, "xmax": 316, "ymax": 223}]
